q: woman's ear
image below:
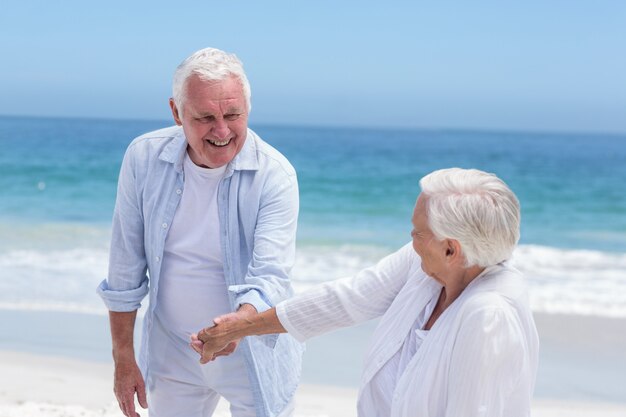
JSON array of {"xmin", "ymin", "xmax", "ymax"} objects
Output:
[{"xmin": 445, "ymin": 239, "xmax": 462, "ymax": 264}]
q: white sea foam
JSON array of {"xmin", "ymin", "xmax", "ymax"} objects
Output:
[
  {"xmin": 512, "ymin": 245, "xmax": 626, "ymax": 317},
  {"xmin": 0, "ymin": 243, "xmax": 625, "ymax": 318},
  {"xmin": 291, "ymin": 244, "xmax": 390, "ymax": 290},
  {"xmin": 0, "ymin": 247, "xmax": 110, "ymax": 315},
  {"xmin": 293, "ymin": 244, "xmax": 626, "ymax": 318}
]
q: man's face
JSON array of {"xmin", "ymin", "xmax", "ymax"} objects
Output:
[
  {"xmin": 170, "ymin": 74, "xmax": 249, "ymax": 168},
  {"xmin": 410, "ymin": 194, "xmax": 449, "ymax": 282}
]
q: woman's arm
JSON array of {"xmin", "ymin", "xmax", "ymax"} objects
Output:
[
  {"xmin": 192, "ymin": 307, "xmax": 285, "ymax": 364},
  {"xmin": 275, "ymin": 243, "xmax": 417, "ymax": 341},
  {"xmin": 192, "ymin": 243, "xmax": 418, "ymax": 363}
]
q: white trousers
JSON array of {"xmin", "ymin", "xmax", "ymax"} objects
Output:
[{"xmin": 147, "ymin": 315, "xmax": 294, "ymax": 417}]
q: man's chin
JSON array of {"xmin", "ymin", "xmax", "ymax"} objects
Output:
[{"xmin": 204, "ymin": 154, "xmax": 235, "ymax": 169}]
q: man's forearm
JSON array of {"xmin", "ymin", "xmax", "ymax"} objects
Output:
[{"xmin": 109, "ymin": 310, "xmax": 138, "ymax": 363}]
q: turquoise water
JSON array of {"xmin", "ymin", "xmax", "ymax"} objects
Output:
[
  {"xmin": 267, "ymin": 125, "xmax": 626, "ymax": 252},
  {"xmin": 2, "ymin": 116, "xmax": 625, "ymax": 250},
  {"xmin": 1, "ymin": 115, "xmax": 625, "ymax": 317}
]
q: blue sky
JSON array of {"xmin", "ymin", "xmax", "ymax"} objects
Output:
[{"xmin": 1, "ymin": 1, "xmax": 625, "ymax": 133}]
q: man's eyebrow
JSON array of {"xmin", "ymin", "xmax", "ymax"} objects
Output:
[
  {"xmin": 193, "ymin": 106, "xmax": 244, "ymax": 117},
  {"xmin": 193, "ymin": 111, "xmax": 215, "ymax": 118}
]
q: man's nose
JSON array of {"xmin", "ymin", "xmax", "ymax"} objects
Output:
[{"xmin": 212, "ymin": 119, "xmax": 230, "ymax": 139}]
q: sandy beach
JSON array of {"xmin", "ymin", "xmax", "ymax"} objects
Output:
[
  {"xmin": 1, "ymin": 349, "xmax": 626, "ymax": 417},
  {"xmin": 1, "ymin": 309, "xmax": 626, "ymax": 416},
  {"xmin": 0, "ymin": 350, "xmax": 360, "ymax": 417}
]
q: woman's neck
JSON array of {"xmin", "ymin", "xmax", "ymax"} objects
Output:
[{"xmin": 424, "ymin": 265, "xmax": 486, "ymax": 330}]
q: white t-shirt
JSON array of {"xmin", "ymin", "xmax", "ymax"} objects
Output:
[{"xmin": 155, "ymin": 152, "xmax": 231, "ymax": 338}]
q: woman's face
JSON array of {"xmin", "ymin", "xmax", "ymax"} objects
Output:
[{"xmin": 411, "ymin": 194, "xmax": 449, "ymax": 283}]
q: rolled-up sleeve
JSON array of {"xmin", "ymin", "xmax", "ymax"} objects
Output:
[
  {"xmin": 97, "ymin": 143, "xmax": 149, "ymax": 312},
  {"xmin": 97, "ymin": 279, "xmax": 149, "ymax": 312}
]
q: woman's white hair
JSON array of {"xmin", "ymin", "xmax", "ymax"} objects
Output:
[
  {"xmin": 172, "ymin": 47, "xmax": 251, "ymax": 113},
  {"xmin": 419, "ymin": 168, "xmax": 520, "ymax": 267}
]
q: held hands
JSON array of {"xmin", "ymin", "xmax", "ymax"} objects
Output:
[
  {"xmin": 190, "ymin": 304, "xmax": 257, "ymax": 364},
  {"xmin": 190, "ymin": 313, "xmax": 239, "ymax": 364}
]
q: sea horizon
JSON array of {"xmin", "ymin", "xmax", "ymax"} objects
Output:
[{"xmin": 3, "ymin": 113, "xmax": 626, "ymax": 138}]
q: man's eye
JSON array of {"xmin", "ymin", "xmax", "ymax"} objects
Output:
[
  {"xmin": 196, "ymin": 116, "xmax": 214, "ymax": 123},
  {"xmin": 225, "ymin": 114, "xmax": 240, "ymax": 121}
]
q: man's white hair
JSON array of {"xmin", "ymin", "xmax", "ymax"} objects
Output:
[
  {"xmin": 419, "ymin": 168, "xmax": 520, "ymax": 267},
  {"xmin": 172, "ymin": 47, "xmax": 252, "ymax": 113}
]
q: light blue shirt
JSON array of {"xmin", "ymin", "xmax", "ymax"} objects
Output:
[{"xmin": 98, "ymin": 125, "xmax": 304, "ymax": 417}]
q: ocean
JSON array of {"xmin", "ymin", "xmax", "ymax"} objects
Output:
[{"xmin": 1, "ymin": 115, "xmax": 625, "ymax": 318}]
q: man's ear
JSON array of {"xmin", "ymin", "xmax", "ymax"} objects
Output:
[{"xmin": 170, "ymin": 98, "xmax": 183, "ymax": 126}]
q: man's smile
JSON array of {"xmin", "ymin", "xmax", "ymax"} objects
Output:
[{"xmin": 206, "ymin": 138, "xmax": 231, "ymax": 147}]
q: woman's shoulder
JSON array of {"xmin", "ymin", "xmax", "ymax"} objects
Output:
[{"xmin": 460, "ymin": 263, "xmax": 531, "ymax": 316}]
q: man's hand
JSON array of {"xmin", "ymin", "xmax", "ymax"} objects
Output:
[
  {"xmin": 113, "ymin": 357, "xmax": 148, "ymax": 417},
  {"xmin": 190, "ymin": 330, "xmax": 238, "ymax": 364},
  {"xmin": 190, "ymin": 304, "xmax": 258, "ymax": 364},
  {"xmin": 109, "ymin": 311, "xmax": 147, "ymax": 417}
]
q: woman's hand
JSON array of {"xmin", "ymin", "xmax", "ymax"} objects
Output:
[
  {"xmin": 190, "ymin": 304, "xmax": 257, "ymax": 364},
  {"xmin": 190, "ymin": 305, "xmax": 286, "ymax": 364}
]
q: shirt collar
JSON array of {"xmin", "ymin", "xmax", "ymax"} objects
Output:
[
  {"xmin": 158, "ymin": 127, "xmax": 259, "ymax": 175},
  {"xmin": 464, "ymin": 261, "xmax": 506, "ymax": 292}
]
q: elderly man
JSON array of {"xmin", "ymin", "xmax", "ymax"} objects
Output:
[
  {"xmin": 192, "ymin": 168, "xmax": 540, "ymax": 417},
  {"xmin": 97, "ymin": 47, "xmax": 303, "ymax": 417}
]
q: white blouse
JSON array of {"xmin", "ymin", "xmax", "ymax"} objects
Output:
[
  {"xmin": 366, "ymin": 294, "xmax": 436, "ymax": 416},
  {"xmin": 276, "ymin": 243, "xmax": 539, "ymax": 417}
]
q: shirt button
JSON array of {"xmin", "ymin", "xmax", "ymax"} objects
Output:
[
  {"xmin": 176, "ymin": 189, "xmax": 182, "ymax": 195},
  {"xmin": 162, "ymin": 223, "xmax": 167, "ymax": 229},
  {"xmin": 155, "ymin": 256, "xmax": 160, "ymax": 262}
]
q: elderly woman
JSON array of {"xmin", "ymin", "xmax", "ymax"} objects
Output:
[{"xmin": 192, "ymin": 168, "xmax": 539, "ymax": 417}]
